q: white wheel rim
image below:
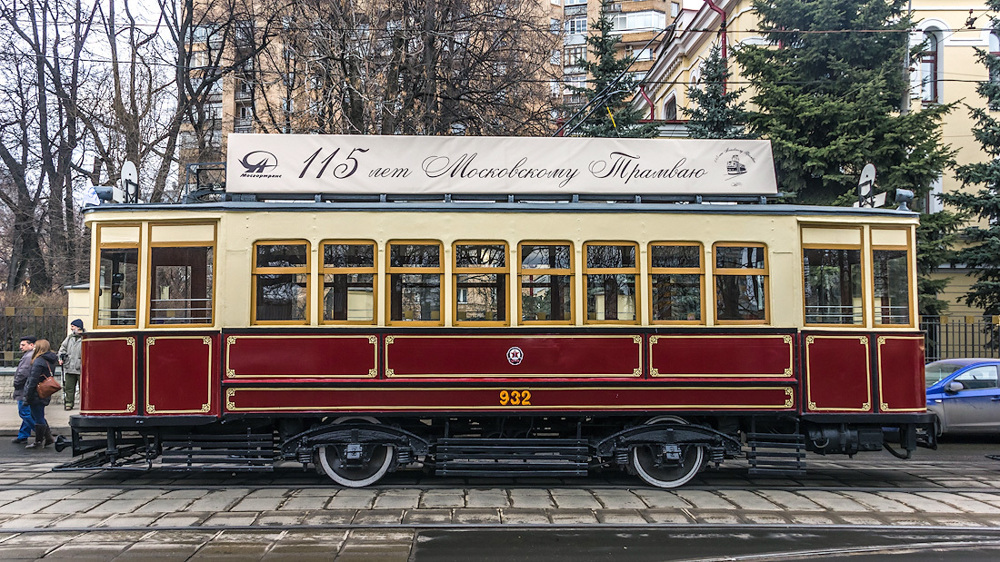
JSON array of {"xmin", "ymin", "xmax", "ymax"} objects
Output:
[
  {"xmin": 630, "ymin": 415, "xmax": 705, "ymax": 489},
  {"xmin": 317, "ymin": 416, "xmax": 394, "ymax": 487}
]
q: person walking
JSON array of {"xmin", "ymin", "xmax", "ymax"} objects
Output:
[
  {"xmin": 23, "ymin": 339, "xmax": 58, "ymax": 449},
  {"xmin": 58, "ymin": 319, "xmax": 84, "ymax": 410},
  {"xmin": 11, "ymin": 336, "xmax": 36, "ymax": 444}
]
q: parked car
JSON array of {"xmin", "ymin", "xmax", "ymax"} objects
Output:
[{"xmin": 926, "ymin": 358, "xmax": 1000, "ymax": 435}]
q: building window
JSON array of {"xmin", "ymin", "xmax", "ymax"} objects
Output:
[
  {"xmin": 98, "ymin": 248, "xmax": 139, "ymax": 327},
  {"xmin": 920, "ymin": 30, "xmax": 940, "ymax": 103},
  {"xmin": 321, "ymin": 241, "xmax": 375, "ymax": 324},
  {"xmin": 649, "ymin": 243, "xmax": 703, "ymax": 324},
  {"xmin": 253, "ymin": 241, "xmax": 309, "ymax": 324},
  {"xmin": 802, "ymin": 248, "xmax": 862, "ymax": 326},
  {"xmin": 663, "ymin": 97, "xmax": 677, "ymax": 120},
  {"xmin": 671, "ymin": 2, "xmax": 680, "ymax": 17},
  {"xmin": 388, "ymin": 242, "xmax": 442, "ymax": 324},
  {"xmin": 566, "ymin": 16, "xmax": 588, "ymax": 36},
  {"xmin": 519, "ymin": 242, "xmax": 573, "ymax": 324},
  {"xmin": 454, "ymin": 242, "xmax": 508, "ymax": 325},
  {"xmin": 714, "ymin": 244, "xmax": 768, "ymax": 323},
  {"xmin": 585, "ymin": 243, "xmax": 638, "ymax": 323},
  {"xmin": 150, "ymin": 246, "xmax": 214, "ymax": 325},
  {"xmin": 564, "ymin": 73, "xmax": 586, "ymax": 94},
  {"xmin": 565, "ymin": 0, "xmax": 586, "ymax": 5},
  {"xmin": 611, "ymin": 11, "xmax": 666, "ymax": 33},
  {"xmin": 564, "ymin": 45, "xmax": 587, "ymax": 67},
  {"xmin": 873, "ymin": 248, "xmax": 910, "ymax": 326}
]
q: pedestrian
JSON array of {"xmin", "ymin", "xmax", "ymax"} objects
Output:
[
  {"xmin": 11, "ymin": 336, "xmax": 36, "ymax": 444},
  {"xmin": 58, "ymin": 319, "xmax": 84, "ymax": 410},
  {"xmin": 23, "ymin": 339, "xmax": 58, "ymax": 449}
]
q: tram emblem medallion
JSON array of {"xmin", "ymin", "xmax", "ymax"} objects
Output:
[{"xmin": 506, "ymin": 347, "xmax": 524, "ymax": 366}]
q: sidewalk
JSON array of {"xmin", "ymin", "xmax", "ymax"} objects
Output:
[{"xmin": 0, "ymin": 403, "xmax": 73, "ymax": 435}]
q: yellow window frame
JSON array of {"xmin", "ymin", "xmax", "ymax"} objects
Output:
[
  {"xmin": 648, "ymin": 241, "xmax": 705, "ymax": 325},
  {"xmin": 453, "ymin": 241, "xmax": 509, "ymax": 327},
  {"xmin": 251, "ymin": 240, "xmax": 311, "ymax": 326},
  {"xmin": 319, "ymin": 240, "xmax": 377, "ymax": 325}
]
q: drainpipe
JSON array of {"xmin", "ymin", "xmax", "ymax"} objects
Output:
[
  {"xmin": 639, "ymin": 85, "xmax": 654, "ymax": 120},
  {"xmin": 704, "ymin": 0, "xmax": 728, "ymax": 93}
]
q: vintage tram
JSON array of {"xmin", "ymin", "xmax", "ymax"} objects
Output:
[{"xmin": 59, "ymin": 135, "xmax": 935, "ymax": 488}]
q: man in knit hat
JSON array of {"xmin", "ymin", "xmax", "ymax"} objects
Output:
[
  {"xmin": 12, "ymin": 336, "xmax": 36, "ymax": 443},
  {"xmin": 58, "ymin": 319, "xmax": 84, "ymax": 410}
]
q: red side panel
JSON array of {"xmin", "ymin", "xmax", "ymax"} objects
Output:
[
  {"xmin": 145, "ymin": 334, "xmax": 220, "ymax": 416},
  {"xmin": 81, "ymin": 336, "xmax": 138, "ymax": 415},
  {"xmin": 804, "ymin": 334, "xmax": 873, "ymax": 413},
  {"xmin": 225, "ymin": 385, "xmax": 795, "ymax": 413},
  {"xmin": 383, "ymin": 335, "xmax": 642, "ymax": 379},
  {"xmin": 876, "ymin": 334, "xmax": 926, "ymax": 412},
  {"xmin": 225, "ymin": 334, "xmax": 378, "ymax": 381},
  {"xmin": 649, "ymin": 334, "xmax": 794, "ymax": 378}
]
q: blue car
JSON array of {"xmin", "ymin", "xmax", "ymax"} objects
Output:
[{"xmin": 926, "ymin": 358, "xmax": 1000, "ymax": 435}]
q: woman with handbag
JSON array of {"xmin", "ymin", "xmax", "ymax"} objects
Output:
[{"xmin": 24, "ymin": 339, "xmax": 59, "ymax": 449}]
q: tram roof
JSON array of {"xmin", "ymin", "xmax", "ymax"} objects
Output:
[{"xmin": 83, "ymin": 199, "xmax": 917, "ymax": 219}]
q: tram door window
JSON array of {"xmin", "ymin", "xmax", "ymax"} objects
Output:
[
  {"xmin": 149, "ymin": 247, "xmax": 213, "ymax": 325},
  {"xmin": 387, "ymin": 242, "xmax": 443, "ymax": 325},
  {"xmin": 321, "ymin": 242, "xmax": 376, "ymax": 324},
  {"xmin": 802, "ymin": 248, "xmax": 862, "ymax": 326},
  {"xmin": 253, "ymin": 242, "xmax": 310, "ymax": 324},
  {"xmin": 98, "ymin": 248, "xmax": 139, "ymax": 327},
  {"xmin": 584, "ymin": 243, "xmax": 638, "ymax": 324},
  {"xmin": 649, "ymin": 243, "xmax": 704, "ymax": 324},
  {"xmin": 873, "ymin": 249, "xmax": 911, "ymax": 326},
  {"xmin": 713, "ymin": 244, "xmax": 768, "ymax": 323},
  {"xmin": 454, "ymin": 243, "xmax": 508, "ymax": 325},
  {"xmin": 519, "ymin": 242, "xmax": 573, "ymax": 324}
]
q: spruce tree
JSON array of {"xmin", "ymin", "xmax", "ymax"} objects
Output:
[
  {"xmin": 938, "ymin": 0, "xmax": 1000, "ymax": 317},
  {"xmin": 683, "ymin": 44, "xmax": 754, "ymax": 139},
  {"xmin": 570, "ymin": 0, "xmax": 658, "ymax": 138},
  {"xmin": 734, "ymin": 0, "xmax": 953, "ymax": 205}
]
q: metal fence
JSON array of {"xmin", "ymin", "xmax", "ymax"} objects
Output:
[
  {"xmin": 921, "ymin": 316, "xmax": 1000, "ymax": 363},
  {"xmin": 1, "ymin": 308, "xmax": 68, "ymax": 367}
]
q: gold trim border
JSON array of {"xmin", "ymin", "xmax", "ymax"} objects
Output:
[
  {"xmin": 383, "ymin": 334, "xmax": 643, "ymax": 379},
  {"xmin": 81, "ymin": 337, "xmax": 138, "ymax": 415},
  {"xmin": 876, "ymin": 335, "xmax": 927, "ymax": 413},
  {"xmin": 224, "ymin": 334, "xmax": 379, "ymax": 379},
  {"xmin": 648, "ymin": 334, "xmax": 795, "ymax": 378},
  {"xmin": 145, "ymin": 335, "xmax": 213, "ymax": 414},
  {"xmin": 804, "ymin": 335, "xmax": 872, "ymax": 412}
]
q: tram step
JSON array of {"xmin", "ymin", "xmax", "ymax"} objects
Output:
[
  {"xmin": 159, "ymin": 431, "xmax": 277, "ymax": 471},
  {"xmin": 746, "ymin": 434, "xmax": 807, "ymax": 477},
  {"xmin": 434, "ymin": 438, "xmax": 590, "ymax": 477}
]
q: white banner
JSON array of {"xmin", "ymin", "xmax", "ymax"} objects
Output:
[{"xmin": 226, "ymin": 134, "xmax": 777, "ymax": 195}]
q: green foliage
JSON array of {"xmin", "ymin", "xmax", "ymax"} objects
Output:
[
  {"xmin": 683, "ymin": 44, "xmax": 754, "ymax": 139},
  {"xmin": 939, "ymin": 0, "xmax": 1000, "ymax": 316},
  {"xmin": 734, "ymin": 0, "xmax": 954, "ymax": 205},
  {"xmin": 916, "ymin": 209, "xmax": 964, "ymax": 316},
  {"xmin": 571, "ymin": 0, "xmax": 658, "ymax": 138}
]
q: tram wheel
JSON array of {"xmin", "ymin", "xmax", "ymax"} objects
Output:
[
  {"xmin": 630, "ymin": 415, "xmax": 705, "ymax": 489},
  {"xmin": 316, "ymin": 417, "xmax": 395, "ymax": 488}
]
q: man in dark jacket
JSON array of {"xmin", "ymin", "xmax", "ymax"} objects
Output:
[
  {"xmin": 11, "ymin": 336, "xmax": 36, "ymax": 444},
  {"xmin": 58, "ymin": 319, "xmax": 84, "ymax": 410}
]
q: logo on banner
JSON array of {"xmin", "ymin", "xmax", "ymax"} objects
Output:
[
  {"xmin": 239, "ymin": 151, "xmax": 282, "ymax": 178},
  {"xmin": 715, "ymin": 148, "xmax": 756, "ymax": 178},
  {"xmin": 506, "ymin": 346, "xmax": 524, "ymax": 366}
]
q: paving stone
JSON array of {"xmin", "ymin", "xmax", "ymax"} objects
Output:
[
  {"xmin": 790, "ymin": 514, "xmax": 839, "ymax": 525},
  {"xmin": 230, "ymin": 496, "xmax": 286, "ymax": 512},
  {"xmin": 352, "ymin": 509, "xmax": 405, "ymax": 525},
  {"xmin": 246, "ymin": 488, "xmax": 289, "ymax": 498},
  {"xmin": 452, "ymin": 508, "xmax": 502, "ymax": 525},
  {"xmin": 0, "ymin": 513, "xmax": 64, "ymax": 529},
  {"xmin": 838, "ymin": 514, "xmax": 886, "ymax": 525},
  {"xmin": 959, "ymin": 492, "xmax": 1000, "ymax": 509},
  {"xmin": 718, "ymin": 490, "xmax": 783, "ymax": 511},
  {"xmin": 200, "ymin": 512, "xmax": 259, "ymax": 527},
  {"xmin": 373, "ymin": 490, "xmax": 421, "ymax": 509},
  {"xmin": 44, "ymin": 543, "xmax": 129, "ymax": 560},
  {"xmin": 0, "ymin": 490, "xmax": 33, "ymax": 501},
  {"xmin": 189, "ymin": 542, "xmax": 272, "ymax": 558},
  {"xmin": 675, "ymin": 490, "xmax": 737, "ymax": 510},
  {"xmin": 114, "ymin": 489, "xmax": 167, "ymax": 500},
  {"xmin": 262, "ymin": 544, "xmax": 340, "ymax": 561},
  {"xmin": 466, "ymin": 489, "xmax": 510, "ymax": 508},
  {"xmin": 159, "ymin": 489, "xmax": 212, "ymax": 499},
  {"xmin": 279, "ymin": 495, "xmax": 329, "ymax": 510},
  {"xmin": 300, "ymin": 510, "xmax": 358, "ymax": 525},
  {"xmin": 64, "ymin": 489, "xmax": 121, "ymax": 500},
  {"xmin": 0, "ymin": 497, "xmax": 57, "ymax": 514},
  {"xmin": 83, "ymin": 498, "xmax": 152, "ymax": 515},
  {"xmin": 694, "ymin": 512, "xmax": 743, "ymax": 525},
  {"xmin": 183, "ymin": 490, "xmax": 250, "ymax": 512},
  {"xmin": 590, "ymin": 489, "xmax": 647, "ymax": 510},
  {"xmin": 499, "ymin": 508, "xmax": 551, "ymax": 524},
  {"xmin": 48, "ymin": 515, "xmax": 107, "ymax": 529},
  {"xmin": 113, "ymin": 543, "xmax": 201, "ymax": 560},
  {"xmin": 800, "ymin": 491, "xmax": 869, "ymax": 512},
  {"xmin": 132, "ymin": 498, "xmax": 195, "ymax": 514},
  {"xmin": 256, "ymin": 510, "xmax": 307, "ymax": 526},
  {"xmin": 878, "ymin": 491, "xmax": 963, "ymax": 514},
  {"xmin": 402, "ymin": 509, "xmax": 453, "ymax": 524},
  {"xmin": 594, "ymin": 509, "xmax": 647, "ymax": 524},
  {"xmin": 842, "ymin": 492, "xmax": 916, "ymax": 513},
  {"xmin": 550, "ymin": 490, "xmax": 602, "ymax": 509},
  {"xmin": 757, "ymin": 490, "xmax": 824, "ymax": 511},
  {"xmin": 631, "ymin": 490, "xmax": 690, "ymax": 509},
  {"xmin": 549, "ymin": 509, "xmax": 599, "ymax": 524},
  {"xmin": 916, "ymin": 492, "xmax": 1000, "ymax": 514},
  {"xmin": 419, "ymin": 490, "xmax": 465, "ymax": 508},
  {"xmin": 150, "ymin": 513, "xmax": 207, "ymax": 528},
  {"xmin": 38, "ymin": 499, "xmax": 108, "ymax": 514},
  {"xmin": 97, "ymin": 513, "xmax": 162, "ymax": 528},
  {"xmin": 329, "ymin": 489, "xmax": 377, "ymax": 509},
  {"xmin": 508, "ymin": 489, "xmax": 554, "ymax": 509},
  {"xmin": 335, "ymin": 543, "xmax": 412, "ymax": 561}
]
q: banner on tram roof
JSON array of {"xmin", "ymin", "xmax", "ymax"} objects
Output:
[{"xmin": 225, "ymin": 134, "xmax": 778, "ymax": 195}]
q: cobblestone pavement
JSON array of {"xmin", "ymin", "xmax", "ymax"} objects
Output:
[{"xmin": 0, "ymin": 458, "xmax": 998, "ymax": 560}]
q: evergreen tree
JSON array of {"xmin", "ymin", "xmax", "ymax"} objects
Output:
[
  {"xmin": 570, "ymin": 0, "xmax": 658, "ymax": 138},
  {"xmin": 734, "ymin": 0, "xmax": 953, "ymax": 205},
  {"xmin": 916, "ymin": 210, "xmax": 963, "ymax": 316},
  {"xmin": 938, "ymin": 0, "xmax": 1000, "ymax": 317},
  {"xmin": 683, "ymin": 44, "xmax": 754, "ymax": 139}
]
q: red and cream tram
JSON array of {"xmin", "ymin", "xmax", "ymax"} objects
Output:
[{"xmin": 60, "ymin": 135, "xmax": 935, "ymax": 488}]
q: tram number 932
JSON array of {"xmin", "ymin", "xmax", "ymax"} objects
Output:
[{"xmin": 499, "ymin": 390, "xmax": 532, "ymax": 406}]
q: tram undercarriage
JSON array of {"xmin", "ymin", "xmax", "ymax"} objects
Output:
[{"xmin": 56, "ymin": 414, "xmax": 936, "ymax": 489}]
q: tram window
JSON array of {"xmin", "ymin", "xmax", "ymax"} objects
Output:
[
  {"xmin": 253, "ymin": 242, "xmax": 309, "ymax": 324},
  {"xmin": 98, "ymin": 248, "xmax": 139, "ymax": 327},
  {"xmin": 803, "ymin": 248, "xmax": 862, "ymax": 326},
  {"xmin": 650, "ymin": 243, "xmax": 704, "ymax": 323},
  {"xmin": 873, "ymin": 249, "xmax": 910, "ymax": 326},
  {"xmin": 388, "ymin": 242, "xmax": 443, "ymax": 324},
  {"xmin": 584, "ymin": 243, "xmax": 638, "ymax": 323},
  {"xmin": 714, "ymin": 244, "xmax": 768, "ymax": 323},
  {"xmin": 519, "ymin": 243, "xmax": 573, "ymax": 324},
  {"xmin": 149, "ymin": 246, "xmax": 213, "ymax": 325},
  {"xmin": 321, "ymin": 242, "xmax": 375, "ymax": 324},
  {"xmin": 454, "ymin": 243, "xmax": 507, "ymax": 325}
]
